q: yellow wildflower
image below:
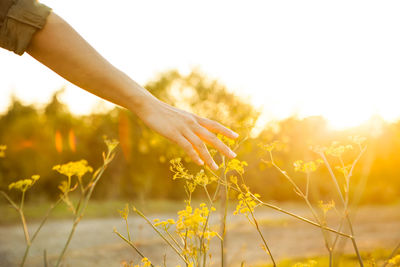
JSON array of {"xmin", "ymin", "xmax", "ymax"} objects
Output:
[
  {"xmin": 104, "ymin": 138, "xmax": 119, "ymax": 153},
  {"xmin": 186, "ymin": 181, "xmax": 196, "ymax": 194},
  {"xmin": 141, "ymin": 257, "xmax": 151, "ymax": 267},
  {"xmin": 259, "ymin": 141, "xmax": 283, "ymax": 152},
  {"xmin": 229, "ymin": 175, "xmax": 238, "ymax": 185},
  {"xmin": 336, "ymin": 164, "xmax": 352, "ymax": 177},
  {"xmin": 234, "ymin": 192, "xmax": 259, "ymax": 215},
  {"xmin": 311, "ymin": 145, "xmax": 326, "ymax": 154},
  {"xmin": 325, "ymin": 142, "xmax": 353, "ymax": 157},
  {"xmin": 8, "ymin": 175, "xmax": 40, "ymax": 192},
  {"xmin": 225, "ymin": 159, "xmax": 248, "ymax": 175},
  {"xmin": 259, "ymin": 143, "xmax": 275, "ymax": 152},
  {"xmin": 349, "ymin": 135, "xmax": 367, "ymax": 147},
  {"xmin": 294, "ymin": 159, "xmax": 323, "ymax": 173},
  {"xmin": 118, "ymin": 203, "xmax": 129, "ymax": 220},
  {"xmin": 176, "ymin": 203, "xmax": 212, "ymax": 237},
  {"xmin": 153, "ymin": 218, "xmax": 175, "ymax": 230},
  {"xmin": 318, "ymin": 200, "xmax": 335, "ymax": 215},
  {"xmin": 53, "ymin": 160, "xmax": 93, "ymax": 178},
  {"xmin": 389, "ymin": 254, "xmax": 400, "ymax": 265},
  {"xmin": 169, "ymin": 158, "xmax": 193, "ymax": 180},
  {"xmin": 193, "ymin": 169, "xmax": 210, "ymax": 186},
  {"xmin": 120, "ymin": 260, "xmax": 134, "ymax": 267}
]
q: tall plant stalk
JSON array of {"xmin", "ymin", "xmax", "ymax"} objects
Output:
[
  {"xmin": 1, "ymin": 187, "xmax": 63, "ymax": 267},
  {"xmin": 55, "ymin": 140, "xmax": 118, "ymax": 267},
  {"xmin": 220, "ymin": 156, "xmax": 228, "ymax": 267}
]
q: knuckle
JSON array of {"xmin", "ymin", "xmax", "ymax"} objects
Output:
[
  {"xmin": 209, "ymin": 134, "xmax": 220, "ymax": 143},
  {"xmin": 188, "ymin": 150, "xmax": 197, "ymax": 158},
  {"xmin": 181, "ymin": 142, "xmax": 192, "ymax": 150},
  {"xmin": 193, "ymin": 139, "xmax": 203, "ymax": 147},
  {"xmin": 209, "ymin": 119, "xmax": 220, "ymax": 127},
  {"xmin": 185, "ymin": 116, "xmax": 197, "ymax": 126},
  {"xmin": 194, "ymin": 140, "xmax": 204, "ymax": 150}
]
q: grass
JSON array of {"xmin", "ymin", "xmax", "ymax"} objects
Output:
[{"xmin": 0, "ymin": 198, "xmax": 188, "ymax": 225}]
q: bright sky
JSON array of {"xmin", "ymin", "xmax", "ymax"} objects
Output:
[{"xmin": 1, "ymin": 0, "xmax": 400, "ymax": 130}]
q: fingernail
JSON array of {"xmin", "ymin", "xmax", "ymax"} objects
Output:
[
  {"xmin": 211, "ymin": 162, "xmax": 219, "ymax": 170},
  {"xmin": 229, "ymin": 150, "xmax": 237, "ymax": 158},
  {"xmin": 232, "ymin": 131, "xmax": 239, "ymax": 138},
  {"xmin": 198, "ymin": 159, "xmax": 204, "ymax": 165}
]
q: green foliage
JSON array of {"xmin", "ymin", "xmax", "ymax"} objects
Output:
[
  {"xmin": 0, "ymin": 70, "xmax": 400, "ymax": 204},
  {"xmin": 0, "ymin": 70, "xmax": 259, "ymax": 202}
]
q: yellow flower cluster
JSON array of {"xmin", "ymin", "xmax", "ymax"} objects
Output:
[
  {"xmin": 169, "ymin": 159, "xmax": 216, "ymax": 194},
  {"xmin": 176, "ymin": 203, "xmax": 216, "ymax": 239},
  {"xmin": 53, "ymin": 160, "xmax": 93, "ymax": 178},
  {"xmin": 173, "ymin": 203, "xmax": 217, "ymax": 258},
  {"xmin": 293, "ymin": 159, "xmax": 323, "ymax": 173},
  {"xmin": 153, "ymin": 218, "xmax": 175, "ymax": 230},
  {"xmin": 170, "ymin": 158, "xmax": 193, "ymax": 180},
  {"xmin": 349, "ymin": 135, "xmax": 367, "ymax": 147},
  {"xmin": 177, "ymin": 203, "xmax": 204, "ymax": 233},
  {"xmin": 185, "ymin": 181, "xmax": 196, "ymax": 194},
  {"xmin": 104, "ymin": 138, "xmax": 119, "ymax": 153},
  {"xmin": 259, "ymin": 140, "xmax": 284, "ymax": 152},
  {"xmin": 229, "ymin": 175, "xmax": 238, "ymax": 185},
  {"xmin": 193, "ymin": 169, "xmax": 217, "ymax": 186},
  {"xmin": 325, "ymin": 142, "xmax": 353, "ymax": 158},
  {"xmin": 9, "ymin": 175, "xmax": 40, "ymax": 192},
  {"xmin": 118, "ymin": 204, "xmax": 129, "ymax": 220},
  {"xmin": 225, "ymin": 159, "xmax": 248, "ymax": 175},
  {"xmin": 140, "ymin": 257, "xmax": 151, "ymax": 267},
  {"xmin": 389, "ymin": 254, "xmax": 400, "ymax": 265},
  {"xmin": 318, "ymin": 200, "xmax": 335, "ymax": 215},
  {"xmin": 335, "ymin": 164, "xmax": 352, "ymax": 176},
  {"xmin": 121, "ymin": 257, "xmax": 152, "ymax": 267},
  {"xmin": 234, "ymin": 192, "xmax": 260, "ymax": 215},
  {"xmin": 0, "ymin": 145, "xmax": 6, "ymax": 158}
]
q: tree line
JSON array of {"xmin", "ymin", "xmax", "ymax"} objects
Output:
[{"xmin": 0, "ymin": 70, "xmax": 398, "ymax": 204}]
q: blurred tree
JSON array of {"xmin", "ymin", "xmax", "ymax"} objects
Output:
[{"xmin": 0, "ymin": 70, "xmax": 399, "ymax": 204}]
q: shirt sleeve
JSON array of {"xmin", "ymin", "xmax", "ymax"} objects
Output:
[{"xmin": 0, "ymin": 0, "xmax": 51, "ymax": 55}]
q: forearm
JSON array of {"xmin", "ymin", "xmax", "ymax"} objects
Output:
[
  {"xmin": 27, "ymin": 12, "xmax": 156, "ymax": 114},
  {"xmin": 26, "ymin": 11, "xmax": 238, "ymax": 170}
]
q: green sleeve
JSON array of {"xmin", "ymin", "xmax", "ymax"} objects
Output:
[{"xmin": 0, "ymin": 0, "xmax": 51, "ymax": 55}]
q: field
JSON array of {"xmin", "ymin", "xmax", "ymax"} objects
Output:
[
  {"xmin": 2, "ymin": 72, "xmax": 400, "ymax": 267},
  {"xmin": 1, "ymin": 202, "xmax": 399, "ymax": 266}
]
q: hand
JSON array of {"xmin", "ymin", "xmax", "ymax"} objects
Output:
[{"xmin": 135, "ymin": 98, "xmax": 239, "ymax": 170}]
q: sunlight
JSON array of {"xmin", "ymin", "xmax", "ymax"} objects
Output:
[
  {"xmin": 325, "ymin": 112, "xmax": 371, "ymax": 130},
  {"xmin": 2, "ymin": 0, "xmax": 400, "ymax": 130}
]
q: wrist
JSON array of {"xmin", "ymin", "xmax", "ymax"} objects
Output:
[{"xmin": 125, "ymin": 83, "xmax": 160, "ymax": 118}]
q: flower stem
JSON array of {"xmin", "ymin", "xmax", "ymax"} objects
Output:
[
  {"xmin": 113, "ymin": 229, "xmax": 152, "ymax": 266},
  {"xmin": 220, "ymin": 156, "xmax": 228, "ymax": 267},
  {"xmin": 133, "ymin": 207, "xmax": 189, "ymax": 265}
]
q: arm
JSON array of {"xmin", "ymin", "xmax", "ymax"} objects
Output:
[{"xmin": 26, "ymin": 12, "xmax": 238, "ymax": 170}]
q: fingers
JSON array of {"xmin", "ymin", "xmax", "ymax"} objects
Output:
[
  {"xmin": 174, "ymin": 135, "xmax": 204, "ymax": 166},
  {"xmin": 183, "ymin": 130, "xmax": 219, "ymax": 171},
  {"xmin": 194, "ymin": 125, "xmax": 236, "ymax": 159},
  {"xmin": 196, "ymin": 117, "xmax": 239, "ymax": 139}
]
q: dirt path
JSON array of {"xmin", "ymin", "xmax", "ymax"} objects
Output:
[{"xmin": 1, "ymin": 204, "xmax": 399, "ymax": 267}]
